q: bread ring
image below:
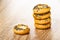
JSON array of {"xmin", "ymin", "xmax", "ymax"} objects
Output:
[
  {"xmin": 33, "ymin": 4, "xmax": 50, "ymax": 14},
  {"xmin": 33, "ymin": 12, "xmax": 51, "ymax": 19},
  {"xmin": 35, "ymin": 23, "xmax": 51, "ymax": 29},
  {"xmin": 34, "ymin": 18, "xmax": 51, "ymax": 24},
  {"xmin": 13, "ymin": 24, "xmax": 30, "ymax": 35}
]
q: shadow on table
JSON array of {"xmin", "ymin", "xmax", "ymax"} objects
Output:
[
  {"xmin": 13, "ymin": 33, "xmax": 30, "ymax": 40},
  {"xmin": 35, "ymin": 29, "xmax": 52, "ymax": 40}
]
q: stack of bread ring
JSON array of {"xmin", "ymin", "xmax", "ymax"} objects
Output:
[{"xmin": 33, "ymin": 4, "xmax": 51, "ymax": 29}]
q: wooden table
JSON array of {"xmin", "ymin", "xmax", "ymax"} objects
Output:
[{"xmin": 0, "ymin": 0, "xmax": 60, "ymax": 40}]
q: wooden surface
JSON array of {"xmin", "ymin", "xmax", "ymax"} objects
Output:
[{"xmin": 0, "ymin": 0, "xmax": 60, "ymax": 40}]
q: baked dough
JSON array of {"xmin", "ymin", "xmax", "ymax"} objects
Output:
[
  {"xmin": 13, "ymin": 24, "xmax": 30, "ymax": 35},
  {"xmin": 33, "ymin": 12, "xmax": 51, "ymax": 19},
  {"xmin": 35, "ymin": 23, "xmax": 51, "ymax": 29},
  {"xmin": 34, "ymin": 18, "xmax": 51, "ymax": 24},
  {"xmin": 33, "ymin": 4, "xmax": 50, "ymax": 14}
]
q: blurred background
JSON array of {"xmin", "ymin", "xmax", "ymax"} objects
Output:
[{"xmin": 0, "ymin": 0, "xmax": 60, "ymax": 19}]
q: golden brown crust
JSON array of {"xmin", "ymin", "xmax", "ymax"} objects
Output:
[
  {"xmin": 34, "ymin": 18, "xmax": 51, "ymax": 24},
  {"xmin": 14, "ymin": 28, "xmax": 30, "ymax": 35},
  {"xmin": 34, "ymin": 23, "xmax": 51, "ymax": 29},
  {"xmin": 33, "ymin": 12, "xmax": 51, "ymax": 19},
  {"xmin": 13, "ymin": 24, "xmax": 30, "ymax": 35},
  {"xmin": 33, "ymin": 4, "xmax": 50, "ymax": 14}
]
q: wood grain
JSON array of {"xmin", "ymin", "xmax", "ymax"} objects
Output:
[{"xmin": 0, "ymin": 0, "xmax": 60, "ymax": 40}]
